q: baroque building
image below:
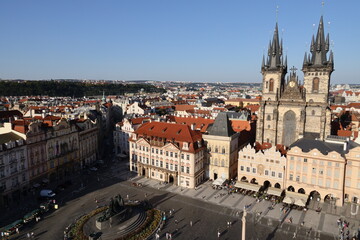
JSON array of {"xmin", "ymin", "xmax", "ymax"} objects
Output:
[
  {"xmin": 256, "ymin": 17, "xmax": 334, "ymax": 147},
  {"xmin": 129, "ymin": 121, "xmax": 206, "ymax": 188}
]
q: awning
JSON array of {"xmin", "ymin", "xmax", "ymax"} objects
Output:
[
  {"xmin": 213, "ymin": 178, "xmax": 226, "ymax": 186},
  {"xmin": 284, "ymin": 191, "xmax": 309, "ymax": 207},
  {"xmin": 234, "ymin": 182, "xmax": 261, "ymax": 192},
  {"xmin": 266, "ymin": 187, "xmax": 283, "ymax": 197}
]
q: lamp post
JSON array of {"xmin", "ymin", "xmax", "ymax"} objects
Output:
[{"xmin": 242, "ymin": 206, "xmax": 247, "ymax": 240}]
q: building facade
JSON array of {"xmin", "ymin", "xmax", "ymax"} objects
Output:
[
  {"xmin": 238, "ymin": 144, "xmax": 286, "ymax": 189},
  {"xmin": 256, "ymin": 17, "xmax": 333, "ymax": 147},
  {"xmin": 129, "ymin": 121, "xmax": 206, "ymax": 188},
  {"xmin": 203, "ymin": 112, "xmax": 239, "ymax": 181}
]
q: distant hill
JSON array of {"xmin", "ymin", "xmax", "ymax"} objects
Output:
[{"xmin": 0, "ymin": 80, "xmax": 165, "ymax": 97}]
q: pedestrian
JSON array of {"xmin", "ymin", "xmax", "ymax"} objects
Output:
[
  {"xmin": 27, "ymin": 232, "xmax": 31, "ymax": 238},
  {"xmin": 155, "ymin": 232, "xmax": 160, "ymax": 240},
  {"xmin": 145, "ymin": 193, "xmax": 147, "ymax": 198},
  {"xmin": 166, "ymin": 232, "xmax": 169, "ymax": 239},
  {"xmin": 126, "ymin": 194, "xmax": 129, "ymax": 199},
  {"xmin": 190, "ymin": 220, "xmax": 193, "ymax": 227},
  {"xmin": 217, "ymin": 229, "xmax": 221, "ymax": 238},
  {"xmin": 31, "ymin": 232, "xmax": 34, "ymax": 238},
  {"xmin": 293, "ymin": 232, "xmax": 296, "ymax": 238},
  {"xmin": 16, "ymin": 227, "xmax": 19, "ymax": 234},
  {"xmin": 169, "ymin": 210, "xmax": 172, "ymax": 216}
]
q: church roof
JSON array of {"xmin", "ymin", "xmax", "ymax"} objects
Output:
[{"xmin": 207, "ymin": 112, "xmax": 236, "ymax": 137}]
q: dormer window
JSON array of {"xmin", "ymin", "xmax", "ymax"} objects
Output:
[{"xmin": 183, "ymin": 142, "xmax": 189, "ymax": 150}]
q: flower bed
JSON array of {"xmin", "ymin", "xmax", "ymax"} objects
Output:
[{"xmin": 68, "ymin": 206, "xmax": 108, "ymax": 240}]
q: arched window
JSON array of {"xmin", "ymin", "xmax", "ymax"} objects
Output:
[
  {"xmin": 222, "ymin": 148, "xmax": 225, "ymax": 154},
  {"xmin": 313, "ymin": 77, "xmax": 319, "ymax": 92},
  {"xmin": 221, "ymin": 160, "xmax": 225, "ymax": 167},
  {"xmin": 269, "ymin": 79, "xmax": 274, "ymax": 92},
  {"xmin": 267, "ymin": 115, "xmax": 271, "ymax": 121},
  {"xmin": 311, "ymin": 110, "xmax": 315, "ymax": 116}
]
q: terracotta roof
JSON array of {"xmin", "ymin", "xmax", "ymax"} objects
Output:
[
  {"xmin": 175, "ymin": 105, "xmax": 195, "ymax": 111},
  {"xmin": 135, "ymin": 121, "xmax": 202, "ymax": 144},
  {"xmin": 245, "ymin": 105, "xmax": 260, "ymax": 112},
  {"xmin": 230, "ymin": 120, "xmax": 251, "ymax": 132},
  {"xmin": 169, "ymin": 116, "xmax": 214, "ymax": 133},
  {"xmin": 347, "ymin": 103, "xmax": 360, "ymax": 109},
  {"xmin": 130, "ymin": 117, "xmax": 150, "ymax": 125}
]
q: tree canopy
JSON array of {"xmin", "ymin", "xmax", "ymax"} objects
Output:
[{"xmin": 0, "ymin": 80, "xmax": 165, "ymax": 97}]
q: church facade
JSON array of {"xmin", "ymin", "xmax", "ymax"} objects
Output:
[{"xmin": 256, "ymin": 17, "xmax": 334, "ymax": 147}]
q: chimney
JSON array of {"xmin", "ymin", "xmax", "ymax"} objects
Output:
[{"xmin": 191, "ymin": 123, "xmax": 196, "ymax": 130}]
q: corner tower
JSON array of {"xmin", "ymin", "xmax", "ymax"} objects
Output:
[
  {"xmin": 261, "ymin": 23, "xmax": 287, "ymax": 102},
  {"xmin": 302, "ymin": 16, "xmax": 334, "ymax": 104}
]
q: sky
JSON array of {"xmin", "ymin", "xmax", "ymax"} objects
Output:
[{"xmin": 0, "ymin": 1, "xmax": 359, "ymax": 84}]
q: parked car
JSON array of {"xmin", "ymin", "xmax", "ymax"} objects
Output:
[{"xmin": 40, "ymin": 189, "xmax": 56, "ymax": 198}]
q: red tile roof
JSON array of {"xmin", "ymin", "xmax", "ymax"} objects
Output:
[
  {"xmin": 169, "ymin": 116, "xmax": 214, "ymax": 133},
  {"xmin": 175, "ymin": 105, "xmax": 196, "ymax": 111},
  {"xmin": 135, "ymin": 121, "xmax": 202, "ymax": 144},
  {"xmin": 230, "ymin": 120, "xmax": 251, "ymax": 132}
]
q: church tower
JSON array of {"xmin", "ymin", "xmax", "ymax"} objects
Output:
[
  {"xmin": 302, "ymin": 16, "xmax": 334, "ymax": 104},
  {"xmin": 256, "ymin": 23, "xmax": 287, "ymax": 145},
  {"xmin": 256, "ymin": 16, "xmax": 333, "ymax": 147},
  {"xmin": 261, "ymin": 23, "xmax": 287, "ymax": 101}
]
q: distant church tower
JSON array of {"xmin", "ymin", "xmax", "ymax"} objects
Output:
[{"xmin": 256, "ymin": 16, "xmax": 334, "ymax": 147}]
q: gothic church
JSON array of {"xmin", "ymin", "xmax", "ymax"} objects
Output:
[{"xmin": 256, "ymin": 16, "xmax": 334, "ymax": 147}]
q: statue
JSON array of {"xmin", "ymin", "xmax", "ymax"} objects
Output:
[{"xmin": 97, "ymin": 194, "xmax": 126, "ymax": 222}]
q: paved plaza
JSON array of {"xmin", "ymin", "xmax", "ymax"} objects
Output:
[{"xmin": 1, "ymin": 160, "xmax": 360, "ymax": 240}]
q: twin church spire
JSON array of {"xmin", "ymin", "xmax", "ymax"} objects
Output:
[
  {"xmin": 262, "ymin": 15, "xmax": 334, "ymax": 74},
  {"xmin": 303, "ymin": 16, "xmax": 334, "ymax": 69},
  {"xmin": 262, "ymin": 23, "xmax": 287, "ymax": 71}
]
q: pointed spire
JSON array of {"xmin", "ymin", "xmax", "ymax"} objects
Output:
[
  {"xmin": 329, "ymin": 50, "xmax": 334, "ymax": 65},
  {"xmin": 303, "ymin": 52, "xmax": 308, "ymax": 65},
  {"xmin": 266, "ymin": 22, "xmax": 284, "ymax": 69},
  {"xmin": 325, "ymin": 33, "xmax": 330, "ymax": 51},
  {"xmin": 310, "ymin": 35, "xmax": 315, "ymax": 52},
  {"xmin": 261, "ymin": 55, "xmax": 265, "ymax": 70},
  {"xmin": 284, "ymin": 55, "xmax": 287, "ymax": 68}
]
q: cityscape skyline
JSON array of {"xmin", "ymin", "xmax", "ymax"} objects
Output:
[{"xmin": 0, "ymin": 1, "xmax": 359, "ymax": 83}]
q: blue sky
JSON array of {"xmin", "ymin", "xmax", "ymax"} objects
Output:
[{"xmin": 0, "ymin": 1, "xmax": 359, "ymax": 83}]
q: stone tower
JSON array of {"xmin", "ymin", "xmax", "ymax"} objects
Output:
[{"xmin": 256, "ymin": 17, "xmax": 333, "ymax": 147}]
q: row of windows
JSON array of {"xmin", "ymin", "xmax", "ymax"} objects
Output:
[
  {"xmin": 240, "ymin": 166, "xmax": 282, "ymax": 178},
  {"xmin": 140, "ymin": 156, "xmax": 190, "ymax": 174},
  {"xmin": 289, "ymin": 157, "xmax": 341, "ymax": 167},
  {"xmin": 133, "ymin": 144, "xmax": 191, "ymax": 160}
]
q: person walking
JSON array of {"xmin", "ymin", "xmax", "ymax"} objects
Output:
[
  {"xmin": 175, "ymin": 219, "xmax": 178, "ymax": 225},
  {"xmin": 217, "ymin": 229, "xmax": 221, "ymax": 238},
  {"xmin": 190, "ymin": 220, "xmax": 193, "ymax": 227}
]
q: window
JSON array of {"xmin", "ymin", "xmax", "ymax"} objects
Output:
[
  {"xmin": 252, "ymin": 168, "xmax": 256, "ymax": 173},
  {"xmin": 319, "ymin": 169, "xmax": 324, "ymax": 175},
  {"xmin": 318, "ymin": 179, "xmax": 323, "ymax": 186},
  {"xmin": 151, "ymin": 148, "xmax": 154, "ymax": 153},
  {"xmin": 246, "ymin": 167, "xmax": 250, "ymax": 172},
  {"xmin": 175, "ymin": 153, "xmax": 178, "ymax": 158},
  {"xmin": 296, "ymin": 176, "xmax": 300, "ymax": 182},
  {"xmin": 186, "ymin": 181, "xmax": 189, "ymax": 187},
  {"xmin": 278, "ymin": 173, "xmax": 282, "ymax": 178},
  {"xmin": 166, "ymin": 163, "xmax": 169, "ymax": 169},
  {"xmin": 302, "ymin": 176, "xmax": 307, "ymax": 183},
  {"xmin": 304, "ymin": 158, "xmax": 308, "ymax": 163},
  {"xmin": 170, "ymin": 152, "xmax": 173, "ymax": 157},
  {"xmin": 160, "ymin": 150, "xmax": 163, "ymax": 155},
  {"xmin": 289, "ymin": 174, "xmax": 293, "ymax": 181},
  {"xmin": 160, "ymin": 161, "xmax": 163, "ymax": 168},
  {"xmin": 312, "ymin": 77, "xmax": 319, "ymax": 92},
  {"xmin": 241, "ymin": 166, "xmax": 244, "ymax": 171},
  {"xmin": 156, "ymin": 160, "xmax": 159, "ymax": 166},
  {"xmin": 312, "ymin": 167, "xmax": 316, "ymax": 174},
  {"xmin": 335, "ymin": 163, "xmax": 340, "ymax": 167},
  {"xmin": 175, "ymin": 165, "xmax": 178, "ymax": 171},
  {"xmin": 170, "ymin": 164, "xmax": 173, "ymax": 170},
  {"xmin": 152, "ymin": 172, "xmax": 154, "ymax": 177},
  {"xmin": 265, "ymin": 170, "xmax": 269, "ymax": 175},
  {"xmin": 186, "ymin": 167, "xmax": 190, "ymax": 174},
  {"xmin": 327, "ymin": 162, "xmax": 332, "ymax": 166},
  {"xmin": 181, "ymin": 154, "xmax": 184, "ymax": 159},
  {"xmin": 311, "ymin": 110, "xmax": 315, "ymax": 116},
  {"xmin": 267, "ymin": 115, "xmax": 271, "ymax": 121},
  {"xmin": 345, "ymin": 179, "xmax": 351, "ymax": 187},
  {"xmin": 156, "ymin": 149, "xmax": 158, "ymax": 154},
  {"xmin": 271, "ymin": 171, "xmax": 275, "ymax": 177},
  {"xmin": 333, "ymin": 181, "xmax": 339, "ymax": 189},
  {"xmin": 269, "ymin": 79, "xmax": 274, "ymax": 92},
  {"xmin": 181, "ymin": 166, "xmax": 184, "ymax": 172},
  {"xmin": 152, "ymin": 159, "xmax": 154, "ymax": 165},
  {"xmin": 290, "ymin": 157, "xmax": 294, "ymax": 160},
  {"xmin": 186, "ymin": 155, "xmax": 190, "ymax": 160},
  {"xmin": 166, "ymin": 151, "xmax": 169, "ymax": 156}
]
